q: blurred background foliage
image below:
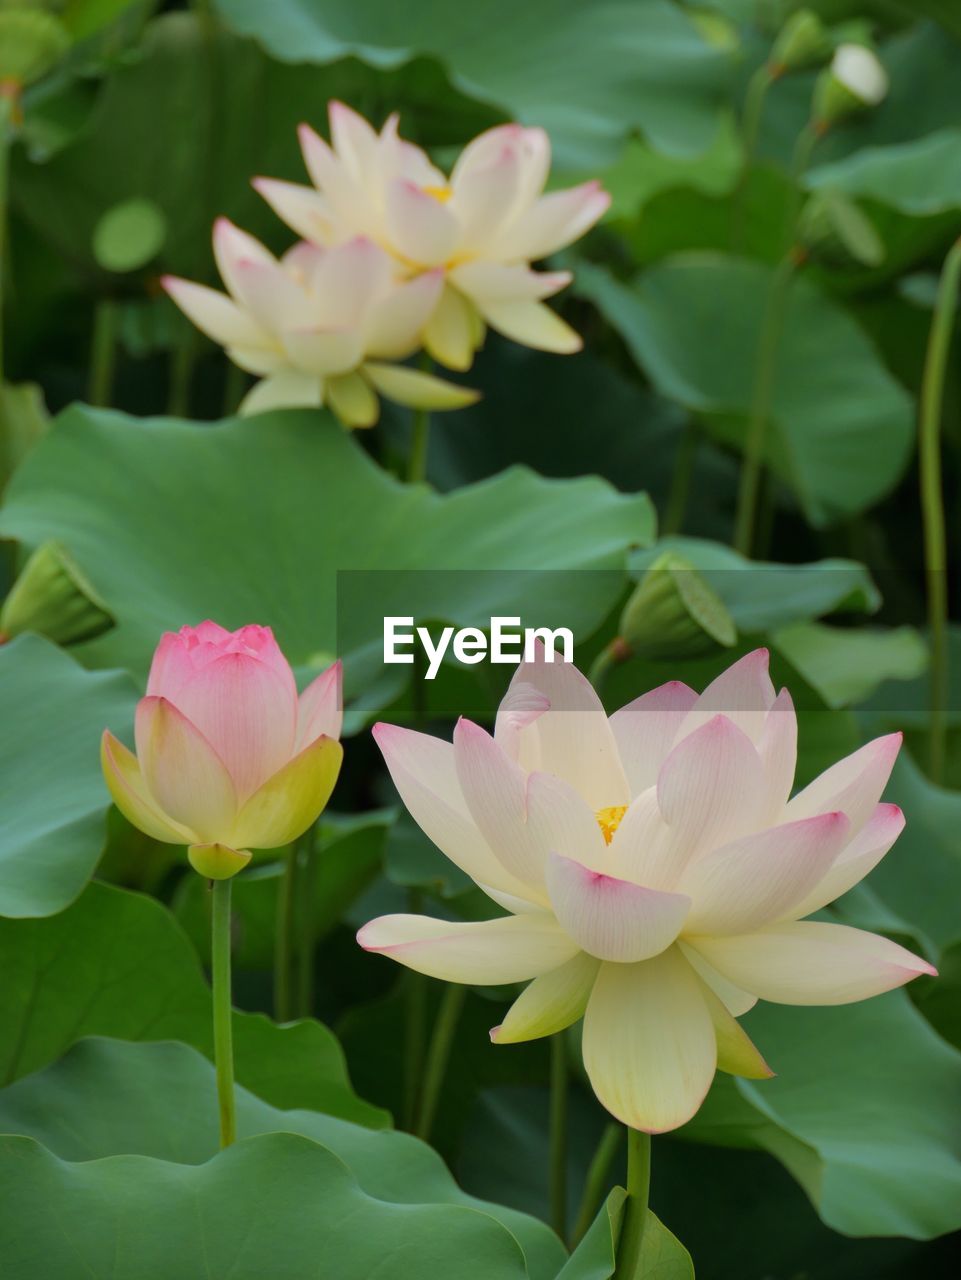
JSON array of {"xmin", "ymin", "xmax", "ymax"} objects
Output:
[{"xmin": 1, "ymin": 1, "xmax": 961, "ymax": 1276}]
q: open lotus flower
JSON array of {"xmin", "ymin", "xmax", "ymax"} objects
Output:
[
  {"xmin": 359, "ymin": 648, "xmax": 934, "ymax": 1133},
  {"xmin": 163, "ymin": 219, "xmax": 479, "ymax": 426},
  {"xmin": 102, "ymin": 622, "xmax": 343, "ymax": 877},
  {"xmin": 253, "ymin": 103, "xmax": 611, "ymax": 371}
]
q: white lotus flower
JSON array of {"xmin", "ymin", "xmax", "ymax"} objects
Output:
[
  {"xmin": 831, "ymin": 43, "xmax": 888, "ymax": 106},
  {"xmin": 253, "ymin": 103, "xmax": 611, "ymax": 371},
  {"xmin": 358, "ymin": 648, "xmax": 934, "ymax": 1133},
  {"xmin": 163, "ymin": 218, "xmax": 478, "ymax": 426}
]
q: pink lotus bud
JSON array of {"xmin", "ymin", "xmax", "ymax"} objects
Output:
[{"xmin": 102, "ymin": 622, "xmax": 343, "ymax": 868}]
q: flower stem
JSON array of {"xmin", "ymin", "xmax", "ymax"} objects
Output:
[
  {"xmin": 571, "ymin": 1122, "xmax": 623, "ymax": 1247},
  {"xmin": 919, "ymin": 235, "xmax": 961, "ymax": 784},
  {"xmin": 663, "ymin": 420, "xmax": 699, "ymax": 534},
  {"xmin": 732, "ymin": 252, "xmax": 797, "ymax": 556},
  {"xmin": 407, "ymin": 404, "xmax": 430, "ymax": 485},
  {"xmin": 614, "ymin": 1128, "xmax": 651, "ymax": 1279},
  {"xmin": 296, "ymin": 826, "xmax": 319, "ymax": 1017},
  {"xmin": 549, "ymin": 1034, "xmax": 569, "ymax": 1241},
  {"xmin": 731, "ymin": 63, "xmax": 774, "ymax": 251},
  {"xmin": 414, "ymin": 982, "xmax": 465, "ymax": 1140},
  {"xmin": 0, "ymin": 88, "xmax": 13, "ymax": 387},
  {"xmin": 211, "ymin": 877, "xmax": 236, "ymax": 1148},
  {"xmin": 274, "ymin": 840, "xmax": 300, "ymax": 1022},
  {"xmin": 88, "ymin": 300, "xmax": 118, "ymax": 407}
]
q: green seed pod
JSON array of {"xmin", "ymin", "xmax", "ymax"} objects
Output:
[
  {"xmin": 797, "ymin": 188, "xmax": 884, "ymax": 268},
  {"xmin": 0, "ymin": 540, "xmax": 114, "ymax": 646},
  {"xmin": 0, "ymin": 7, "xmax": 69, "ymax": 86},
  {"xmin": 618, "ymin": 551, "xmax": 737, "ymax": 662},
  {"xmin": 770, "ymin": 9, "xmax": 830, "ymax": 74}
]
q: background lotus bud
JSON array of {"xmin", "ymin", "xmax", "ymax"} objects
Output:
[
  {"xmin": 0, "ymin": 7, "xmax": 69, "ymax": 89},
  {"xmin": 813, "ymin": 44, "xmax": 888, "ymax": 130},
  {"xmin": 188, "ymin": 842, "xmax": 252, "ymax": 881},
  {"xmin": 254, "ymin": 105, "xmax": 611, "ymax": 370},
  {"xmin": 618, "ymin": 551, "xmax": 738, "ymax": 661},
  {"xmin": 769, "ymin": 9, "xmax": 830, "ymax": 76},
  {"xmin": 797, "ymin": 188, "xmax": 884, "ymax": 268},
  {"xmin": 0, "ymin": 539, "xmax": 114, "ymax": 646},
  {"xmin": 102, "ymin": 621, "xmax": 344, "ymax": 863}
]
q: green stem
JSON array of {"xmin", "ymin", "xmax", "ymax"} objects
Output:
[
  {"xmin": 211, "ymin": 877, "xmax": 236, "ymax": 1148},
  {"xmin": 0, "ymin": 90, "xmax": 13, "ymax": 387},
  {"xmin": 296, "ymin": 826, "xmax": 319, "ymax": 1017},
  {"xmin": 663, "ymin": 420, "xmax": 699, "ymax": 534},
  {"xmin": 549, "ymin": 1035, "xmax": 568, "ymax": 1241},
  {"xmin": 731, "ymin": 63, "xmax": 774, "ymax": 251},
  {"xmin": 571, "ymin": 1123, "xmax": 623, "ymax": 1247},
  {"xmin": 732, "ymin": 252, "xmax": 797, "ymax": 556},
  {"xmin": 88, "ymin": 300, "xmax": 117, "ymax": 407},
  {"xmin": 414, "ymin": 983, "xmax": 465, "ymax": 1140},
  {"xmin": 407, "ymin": 404, "xmax": 430, "ymax": 485},
  {"xmin": 783, "ymin": 123, "xmax": 819, "ymax": 251},
  {"xmin": 168, "ymin": 333, "xmax": 196, "ymax": 418},
  {"xmin": 919, "ymin": 235, "xmax": 961, "ymax": 784},
  {"xmin": 222, "ymin": 359, "xmax": 246, "ymax": 417},
  {"xmin": 274, "ymin": 841, "xmax": 299, "ymax": 1022},
  {"xmin": 614, "ymin": 1128, "xmax": 651, "ymax": 1279}
]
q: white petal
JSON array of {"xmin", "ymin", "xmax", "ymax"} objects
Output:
[
  {"xmin": 582, "ymin": 949, "xmax": 717, "ymax": 1133},
  {"xmin": 675, "ymin": 649, "xmax": 776, "ymax": 748},
  {"xmin": 282, "ymin": 328, "xmax": 365, "ymax": 377},
  {"xmin": 298, "ymin": 123, "xmax": 375, "ymax": 234},
  {"xmin": 681, "ymin": 812, "xmax": 850, "ymax": 935},
  {"xmin": 499, "ymin": 648, "xmax": 629, "ymax": 810},
  {"xmin": 328, "ymin": 99, "xmax": 380, "ymax": 180},
  {"xmin": 472, "ymin": 299, "xmax": 582, "ymax": 354},
  {"xmin": 227, "ymin": 345, "xmax": 287, "ymax": 376},
  {"xmin": 786, "ymin": 803, "xmax": 906, "ymax": 920},
  {"xmin": 384, "ymin": 179, "xmax": 459, "ymax": 267},
  {"xmin": 609, "ymin": 680, "xmax": 699, "ymax": 796},
  {"xmin": 450, "ymin": 261, "xmax": 572, "ymax": 302},
  {"xmin": 365, "ymin": 270, "xmax": 444, "ymax": 360},
  {"xmin": 525, "ymin": 771, "xmax": 609, "ymax": 869},
  {"xmin": 231, "ymin": 260, "xmax": 314, "ymax": 333},
  {"xmin": 546, "ymin": 852, "xmax": 690, "ymax": 963},
  {"xmin": 357, "ymin": 911, "xmax": 580, "ymax": 984},
  {"xmin": 688, "ymin": 920, "xmax": 935, "ymax": 1006},
  {"xmin": 493, "ymin": 180, "xmax": 609, "ymax": 260},
  {"xmin": 785, "ymin": 733, "xmax": 902, "ymax": 835},
  {"xmin": 239, "ymin": 373, "xmax": 324, "ymax": 416},
  {"xmin": 756, "ymin": 687, "xmax": 797, "ymax": 821},
  {"xmin": 252, "ymin": 178, "xmax": 336, "ymax": 245},
  {"xmin": 213, "ymin": 217, "xmax": 276, "ymax": 300},
  {"xmin": 309, "ymin": 237, "xmax": 394, "ymax": 328},
  {"xmin": 679, "ymin": 940, "xmax": 757, "ymax": 1016},
  {"xmin": 493, "ymin": 680, "xmax": 550, "ymax": 759},
  {"xmin": 491, "ymin": 951, "xmax": 600, "ymax": 1044},
  {"xmin": 656, "ymin": 715, "xmax": 765, "ymax": 867},
  {"xmin": 451, "ymin": 124, "xmax": 550, "ymax": 206},
  {"xmin": 372, "ymin": 722, "xmax": 537, "ymax": 903},
  {"xmin": 449, "ymin": 143, "xmax": 523, "ymax": 250},
  {"xmin": 162, "ymin": 277, "xmax": 270, "ymax": 349},
  {"xmin": 603, "ymin": 787, "xmax": 681, "ymax": 890}
]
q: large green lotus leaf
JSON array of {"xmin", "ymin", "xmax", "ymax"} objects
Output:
[
  {"xmin": 0, "ymin": 634, "xmax": 137, "ymax": 918},
  {"xmin": 173, "ymin": 811, "xmax": 391, "ymax": 970},
  {"xmin": 0, "ymin": 879, "xmax": 385, "ymax": 1125},
  {"xmin": 211, "ymin": 0, "xmax": 731, "ymax": 166},
  {"xmin": 771, "ymin": 621, "xmax": 928, "ymax": 710},
  {"xmin": 0, "ymin": 1037, "xmax": 565, "ymax": 1280},
  {"xmin": 808, "ymin": 129, "xmax": 961, "ymax": 217},
  {"xmin": 576, "ymin": 256, "xmax": 914, "ymax": 527},
  {"xmin": 688, "ymin": 990, "xmax": 961, "ymax": 1239},
  {"xmin": 0, "ymin": 406, "xmax": 654, "ymax": 685},
  {"xmin": 556, "ymin": 1188, "xmax": 693, "ymax": 1280},
  {"xmin": 630, "ymin": 539, "xmax": 880, "ymax": 633}
]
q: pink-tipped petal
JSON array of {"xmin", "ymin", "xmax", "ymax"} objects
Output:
[
  {"xmin": 450, "ymin": 144, "xmax": 523, "ymax": 249},
  {"xmin": 676, "ymin": 648, "xmax": 776, "ymax": 748},
  {"xmin": 328, "ymin": 99, "xmax": 379, "ymax": 178},
  {"xmin": 100, "ymin": 730, "xmax": 197, "ymax": 845},
  {"xmin": 253, "ymin": 177, "xmax": 336, "ymax": 245},
  {"xmin": 384, "ymin": 179, "xmax": 460, "ymax": 266},
  {"xmin": 373, "ymin": 723, "xmax": 537, "ymax": 903},
  {"xmin": 298, "ymin": 122, "xmax": 373, "ymax": 231},
  {"xmin": 134, "ymin": 697, "xmax": 237, "ymax": 843},
  {"xmin": 656, "ymin": 714, "xmax": 765, "ymax": 867},
  {"xmin": 357, "ymin": 911, "xmax": 580, "ymax": 984},
  {"xmin": 499, "ymin": 648, "xmax": 629, "ymax": 810},
  {"xmin": 785, "ymin": 733, "xmax": 902, "ymax": 836},
  {"xmin": 171, "ymin": 652, "xmax": 298, "ymax": 802},
  {"xmin": 297, "ymin": 661, "xmax": 343, "ymax": 750},
  {"xmin": 546, "ymin": 852, "xmax": 690, "ymax": 963},
  {"xmin": 162, "ymin": 277, "xmax": 270, "ymax": 349},
  {"xmin": 756, "ymin": 687, "xmax": 798, "ymax": 820},
  {"xmin": 365, "ymin": 270, "xmax": 445, "ymax": 361},
  {"xmin": 785, "ymin": 802, "xmax": 906, "ymax": 920},
  {"xmin": 231, "ymin": 259, "xmax": 315, "ymax": 334},
  {"xmin": 680, "ymin": 812, "xmax": 850, "ymax": 936},
  {"xmin": 688, "ymin": 920, "xmax": 936, "ymax": 1006},
  {"xmin": 494, "ymin": 181, "xmax": 610, "ymax": 260},
  {"xmin": 212, "ymin": 217, "xmax": 276, "ymax": 300},
  {"xmin": 493, "ymin": 680, "xmax": 550, "ymax": 759},
  {"xmin": 492, "ymin": 951, "xmax": 600, "ymax": 1044},
  {"xmin": 609, "ymin": 680, "xmax": 699, "ymax": 796},
  {"xmin": 582, "ymin": 949, "xmax": 717, "ymax": 1133}
]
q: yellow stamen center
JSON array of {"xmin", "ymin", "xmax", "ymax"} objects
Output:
[
  {"xmin": 595, "ymin": 805, "xmax": 628, "ymax": 845},
  {"xmin": 423, "ymin": 184, "xmax": 453, "ymax": 204}
]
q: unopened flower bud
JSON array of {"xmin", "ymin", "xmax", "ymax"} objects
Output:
[
  {"xmin": 618, "ymin": 551, "xmax": 737, "ymax": 661},
  {"xmin": 0, "ymin": 540, "xmax": 114, "ymax": 646},
  {"xmin": 797, "ymin": 188, "xmax": 884, "ymax": 267},
  {"xmin": 813, "ymin": 44, "xmax": 888, "ymax": 130},
  {"xmin": 769, "ymin": 9, "xmax": 830, "ymax": 75},
  {"xmin": 0, "ymin": 8, "xmax": 69, "ymax": 89}
]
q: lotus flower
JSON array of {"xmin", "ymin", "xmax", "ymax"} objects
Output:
[
  {"xmin": 358, "ymin": 648, "xmax": 934, "ymax": 1133},
  {"xmin": 254, "ymin": 103, "xmax": 611, "ymax": 371},
  {"xmin": 163, "ymin": 220, "xmax": 479, "ymax": 426},
  {"xmin": 102, "ymin": 622, "xmax": 343, "ymax": 876}
]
